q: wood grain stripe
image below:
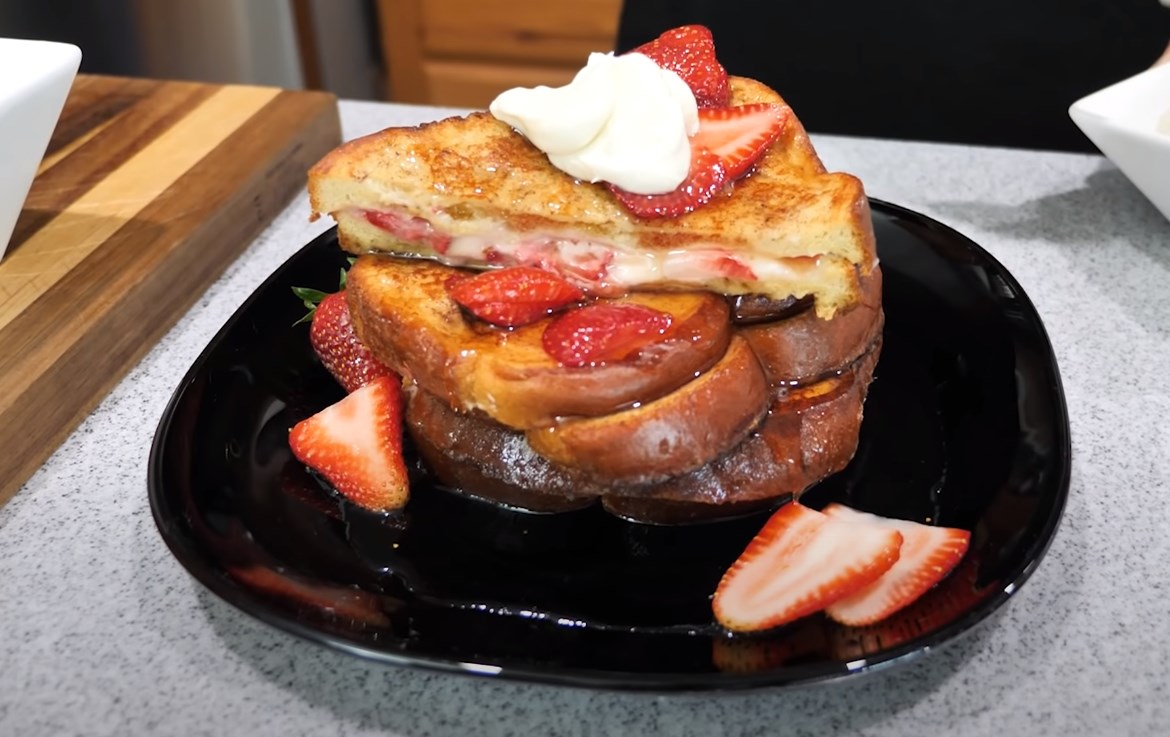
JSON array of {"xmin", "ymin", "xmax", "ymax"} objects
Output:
[
  {"xmin": 36, "ymin": 115, "xmax": 119, "ymax": 176},
  {"xmin": 41, "ymin": 77, "xmax": 160, "ymax": 159},
  {"xmin": 0, "ymin": 80, "xmax": 340, "ymax": 507},
  {"xmin": 9, "ymin": 81, "xmax": 220, "ymax": 252},
  {"xmin": 0, "ymin": 85, "xmax": 281, "ymax": 332}
]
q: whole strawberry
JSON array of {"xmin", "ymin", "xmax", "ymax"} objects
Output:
[
  {"xmin": 293, "ymin": 283, "xmax": 396, "ymax": 393},
  {"xmin": 630, "ymin": 25, "xmax": 730, "ymax": 109}
]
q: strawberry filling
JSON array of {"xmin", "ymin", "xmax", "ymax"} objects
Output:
[
  {"xmin": 355, "ymin": 205, "xmax": 784, "ymax": 296},
  {"xmin": 364, "ymin": 209, "xmax": 452, "ymax": 253}
]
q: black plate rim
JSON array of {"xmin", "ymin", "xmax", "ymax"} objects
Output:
[{"xmin": 147, "ymin": 199, "xmax": 1072, "ymax": 692}]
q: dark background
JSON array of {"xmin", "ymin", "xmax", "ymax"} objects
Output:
[{"xmin": 618, "ymin": 0, "xmax": 1170, "ymax": 152}]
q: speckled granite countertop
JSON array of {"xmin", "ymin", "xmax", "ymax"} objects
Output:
[{"xmin": 2, "ymin": 100, "xmax": 1167, "ymax": 737}]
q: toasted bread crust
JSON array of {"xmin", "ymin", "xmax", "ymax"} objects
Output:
[
  {"xmin": 346, "ymin": 256, "xmax": 731, "ymax": 429},
  {"xmin": 404, "ymin": 336, "xmax": 880, "ymax": 523},
  {"xmin": 350, "ymin": 251, "xmax": 884, "ymax": 519},
  {"xmin": 524, "ymin": 336, "xmax": 770, "ymax": 484},
  {"xmin": 740, "ymin": 267, "xmax": 884, "ymax": 386},
  {"xmin": 309, "ymin": 76, "xmax": 876, "ymax": 317}
]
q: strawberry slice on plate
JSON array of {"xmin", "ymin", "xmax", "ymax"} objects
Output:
[
  {"xmin": 630, "ymin": 24, "xmax": 729, "ymax": 108},
  {"xmin": 821, "ymin": 504, "xmax": 971, "ymax": 626},
  {"xmin": 288, "ymin": 375, "xmax": 409, "ymax": 512},
  {"xmin": 712, "ymin": 502, "xmax": 903, "ymax": 633},
  {"xmin": 541, "ymin": 302, "xmax": 673, "ymax": 367},
  {"xmin": 445, "ymin": 266, "xmax": 585, "ymax": 327}
]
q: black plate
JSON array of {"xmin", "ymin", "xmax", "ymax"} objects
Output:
[{"xmin": 148, "ymin": 201, "xmax": 1070, "ymax": 691}]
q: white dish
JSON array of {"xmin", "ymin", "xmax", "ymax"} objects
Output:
[
  {"xmin": 1069, "ymin": 63, "xmax": 1170, "ymax": 224},
  {"xmin": 0, "ymin": 38, "xmax": 82, "ymax": 259}
]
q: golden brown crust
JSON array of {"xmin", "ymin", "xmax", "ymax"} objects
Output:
[
  {"xmin": 309, "ymin": 76, "xmax": 877, "ymax": 317},
  {"xmin": 402, "ymin": 337, "xmax": 881, "ymax": 523},
  {"xmin": 308, "ymin": 78, "xmax": 838, "ymax": 237},
  {"xmin": 346, "ymin": 256, "xmax": 732, "ymax": 429},
  {"xmin": 740, "ymin": 267, "xmax": 884, "ymax": 386},
  {"xmin": 524, "ymin": 336, "xmax": 770, "ymax": 485}
]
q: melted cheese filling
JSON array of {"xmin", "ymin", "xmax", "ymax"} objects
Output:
[{"xmin": 351, "ymin": 206, "xmax": 825, "ymax": 296}]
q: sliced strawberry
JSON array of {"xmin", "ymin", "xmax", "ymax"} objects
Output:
[
  {"xmin": 541, "ymin": 302, "xmax": 673, "ymax": 367},
  {"xmin": 295, "ymin": 288, "xmax": 397, "ymax": 393},
  {"xmin": 608, "ymin": 106, "xmax": 787, "ymax": 219},
  {"xmin": 609, "ymin": 148, "xmax": 727, "ymax": 219},
  {"xmin": 712, "ymin": 502, "xmax": 903, "ymax": 633},
  {"xmin": 445, "ymin": 266, "xmax": 585, "ymax": 327},
  {"xmin": 288, "ymin": 375, "xmax": 409, "ymax": 512},
  {"xmin": 821, "ymin": 504, "xmax": 971, "ymax": 626},
  {"xmin": 364, "ymin": 209, "xmax": 451, "ymax": 254},
  {"xmin": 828, "ymin": 555, "xmax": 992, "ymax": 660},
  {"xmin": 630, "ymin": 24, "xmax": 729, "ymax": 108},
  {"xmin": 686, "ymin": 251, "xmax": 758, "ymax": 282},
  {"xmin": 694, "ymin": 103, "xmax": 790, "ymax": 180}
]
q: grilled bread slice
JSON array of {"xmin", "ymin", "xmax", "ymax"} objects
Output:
[
  {"xmin": 525, "ymin": 335, "xmax": 769, "ymax": 485},
  {"xmin": 310, "ymin": 77, "xmax": 876, "ymax": 318},
  {"xmin": 406, "ymin": 336, "xmax": 881, "ymax": 524},
  {"xmin": 740, "ymin": 266, "xmax": 883, "ymax": 387},
  {"xmin": 345, "ymin": 256, "xmax": 732, "ymax": 430}
]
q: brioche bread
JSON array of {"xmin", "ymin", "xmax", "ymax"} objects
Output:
[
  {"xmin": 741, "ymin": 267, "xmax": 883, "ymax": 386},
  {"xmin": 309, "ymin": 77, "xmax": 876, "ymax": 319},
  {"xmin": 406, "ymin": 334, "xmax": 881, "ymax": 523},
  {"xmin": 524, "ymin": 335, "xmax": 769, "ymax": 485},
  {"xmin": 346, "ymin": 256, "xmax": 732, "ymax": 430},
  {"xmin": 343, "ymin": 256, "xmax": 884, "ymax": 522}
]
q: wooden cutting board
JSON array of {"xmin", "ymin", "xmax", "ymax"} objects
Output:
[{"xmin": 0, "ymin": 74, "xmax": 341, "ymax": 507}]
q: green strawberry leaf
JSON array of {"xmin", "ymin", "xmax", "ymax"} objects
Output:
[{"xmin": 292, "ymin": 258, "xmax": 358, "ymax": 326}]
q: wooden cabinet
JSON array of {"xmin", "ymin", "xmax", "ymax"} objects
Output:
[{"xmin": 375, "ymin": 0, "xmax": 622, "ymax": 107}]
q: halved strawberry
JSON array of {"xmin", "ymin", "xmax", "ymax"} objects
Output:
[
  {"xmin": 821, "ymin": 504, "xmax": 971, "ymax": 626},
  {"xmin": 445, "ymin": 266, "xmax": 585, "ymax": 327},
  {"xmin": 609, "ymin": 105, "xmax": 788, "ymax": 219},
  {"xmin": 694, "ymin": 103, "xmax": 790, "ymax": 180},
  {"xmin": 828, "ymin": 555, "xmax": 992, "ymax": 660},
  {"xmin": 541, "ymin": 302, "xmax": 673, "ymax": 367},
  {"xmin": 288, "ymin": 375, "xmax": 409, "ymax": 512},
  {"xmin": 609, "ymin": 148, "xmax": 727, "ymax": 219},
  {"xmin": 712, "ymin": 502, "xmax": 903, "ymax": 633},
  {"xmin": 294, "ymin": 289, "xmax": 398, "ymax": 393},
  {"xmin": 630, "ymin": 24, "xmax": 729, "ymax": 108}
]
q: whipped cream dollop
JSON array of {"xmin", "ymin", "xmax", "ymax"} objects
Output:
[{"xmin": 489, "ymin": 52, "xmax": 698, "ymax": 194}]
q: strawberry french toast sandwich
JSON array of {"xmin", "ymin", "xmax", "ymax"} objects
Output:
[{"xmin": 300, "ymin": 25, "xmax": 883, "ymax": 525}]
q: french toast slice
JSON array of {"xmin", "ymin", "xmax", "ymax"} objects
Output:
[
  {"xmin": 740, "ymin": 267, "xmax": 884, "ymax": 387},
  {"xmin": 309, "ymin": 77, "xmax": 876, "ymax": 318},
  {"xmin": 405, "ymin": 336, "xmax": 881, "ymax": 524},
  {"xmin": 525, "ymin": 335, "xmax": 769, "ymax": 485},
  {"xmin": 346, "ymin": 256, "xmax": 732, "ymax": 429}
]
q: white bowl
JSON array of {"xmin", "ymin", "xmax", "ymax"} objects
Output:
[
  {"xmin": 1069, "ymin": 63, "xmax": 1170, "ymax": 223},
  {"xmin": 0, "ymin": 38, "xmax": 81, "ymax": 259}
]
